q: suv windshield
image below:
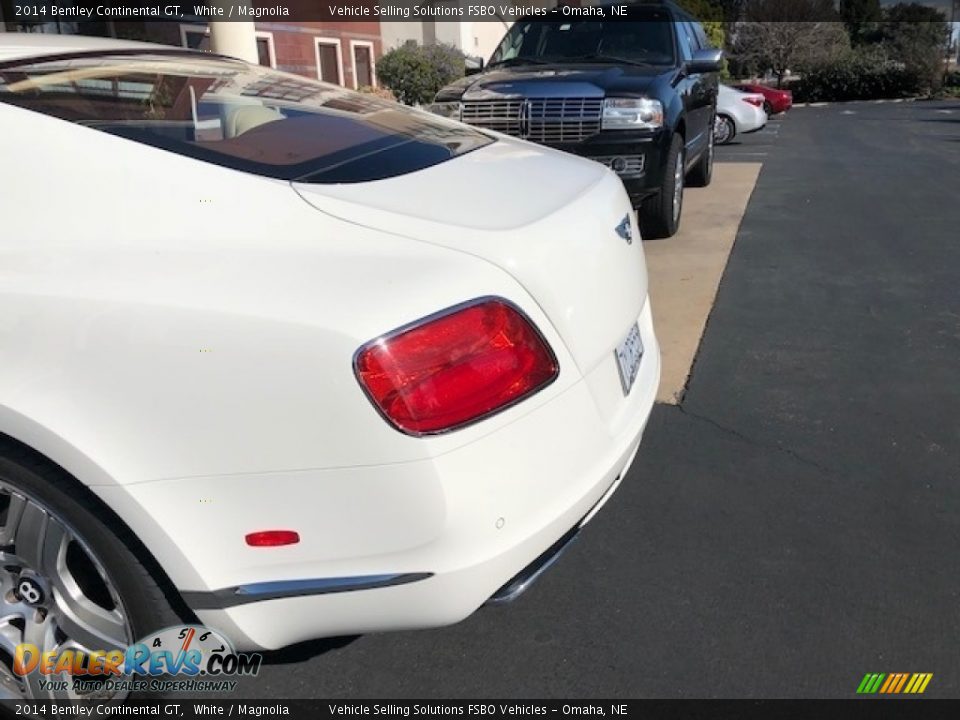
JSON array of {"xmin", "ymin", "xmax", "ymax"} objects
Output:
[
  {"xmin": 0, "ymin": 51, "xmax": 492, "ymax": 183},
  {"xmin": 489, "ymin": 11, "xmax": 676, "ymax": 68}
]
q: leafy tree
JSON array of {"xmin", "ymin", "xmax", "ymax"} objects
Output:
[
  {"xmin": 839, "ymin": 0, "xmax": 882, "ymax": 45},
  {"xmin": 878, "ymin": 3, "xmax": 950, "ymax": 91},
  {"xmin": 696, "ymin": 20, "xmax": 727, "ymax": 53},
  {"xmin": 376, "ymin": 43, "xmax": 465, "ymax": 106},
  {"xmin": 676, "ymin": 0, "xmax": 723, "ymax": 21},
  {"xmin": 741, "ymin": 0, "xmax": 837, "ymax": 23},
  {"xmin": 715, "ymin": 0, "xmax": 747, "ymax": 22},
  {"xmin": 675, "ymin": 1, "xmax": 728, "ymax": 74}
]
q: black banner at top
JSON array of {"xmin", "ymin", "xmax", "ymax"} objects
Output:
[
  {"xmin": 9, "ymin": 0, "xmax": 952, "ymax": 24},
  {"xmin": 7, "ymin": 0, "xmax": 568, "ymax": 24}
]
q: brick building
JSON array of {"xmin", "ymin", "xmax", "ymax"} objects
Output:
[
  {"xmin": 176, "ymin": 21, "xmax": 382, "ymax": 89},
  {"xmin": 0, "ymin": 10, "xmax": 382, "ymax": 89}
]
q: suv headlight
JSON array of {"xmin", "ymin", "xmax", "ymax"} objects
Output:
[
  {"xmin": 602, "ymin": 98, "xmax": 664, "ymax": 130},
  {"xmin": 427, "ymin": 102, "xmax": 462, "ymax": 120}
]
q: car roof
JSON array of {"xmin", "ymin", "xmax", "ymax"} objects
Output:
[
  {"xmin": 0, "ymin": 33, "xmax": 172, "ymax": 64},
  {"xmin": 720, "ymin": 84, "xmax": 762, "ymax": 97}
]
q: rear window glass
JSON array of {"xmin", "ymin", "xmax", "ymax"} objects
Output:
[{"xmin": 0, "ymin": 51, "xmax": 494, "ymax": 183}]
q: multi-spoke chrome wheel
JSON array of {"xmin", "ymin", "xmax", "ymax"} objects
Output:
[
  {"xmin": 714, "ymin": 115, "xmax": 735, "ymax": 145},
  {"xmin": 705, "ymin": 129, "xmax": 714, "ymax": 175},
  {"xmin": 671, "ymin": 149, "xmax": 684, "ymax": 225},
  {"xmin": 0, "ymin": 481, "xmax": 132, "ymax": 700}
]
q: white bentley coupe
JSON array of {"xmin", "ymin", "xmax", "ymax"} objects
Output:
[{"xmin": 0, "ymin": 34, "xmax": 659, "ymax": 698}]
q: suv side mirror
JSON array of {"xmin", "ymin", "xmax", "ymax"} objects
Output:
[
  {"xmin": 686, "ymin": 49, "xmax": 723, "ymax": 74},
  {"xmin": 465, "ymin": 56, "xmax": 485, "ymax": 76}
]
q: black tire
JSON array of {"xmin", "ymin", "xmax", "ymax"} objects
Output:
[
  {"xmin": 639, "ymin": 133, "xmax": 684, "ymax": 240},
  {"xmin": 763, "ymin": 101, "xmax": 773, "ymax": 117},
  {"xmin": 686, "ymin": 123, "xmax": 714, "ymax": 188},
  {"xmin": 0, "ymin": 439, "xmax": 184, "ymax": 699},
  {"xmin": 714, "ymin": 115, "xmax": 736, "ymax": 145}
]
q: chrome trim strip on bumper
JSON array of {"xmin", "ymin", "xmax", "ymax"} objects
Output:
[
  {"xmin": 485, "ymin": 524, "xmax": 581, "ymax": 605},
  {"xmin": 182, "ymin": 572, "xmax": 433, "ymax": 610},
  {"xmin": 486, "ymin": 472, "xmax": 625, "ymax": 606}
]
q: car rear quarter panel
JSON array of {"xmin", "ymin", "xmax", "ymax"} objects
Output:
[{"xmin": 0, "ymin": 105, "xmax": 582, "ymax": 486}]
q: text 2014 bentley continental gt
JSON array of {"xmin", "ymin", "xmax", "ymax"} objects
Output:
[{"xmin": 0, "ymin": 35, "xmax": 659, "ymax": 694}]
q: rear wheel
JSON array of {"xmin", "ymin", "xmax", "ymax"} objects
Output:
[
  {"xmin": 639, "ymin": 133, "xmax": 684, "ymax": 240},
  {"xmin": 686, "ymin": 123, "xmax": 714, "ymax": 188},
  {"xmin": 0, "ymin": 444, "xmax": 180, "ymax": 700},
  {"xmin": 714, "ymin": 115, "xmax": 736, "ymax": 145},
  {"xmin": 763, "ymin": 101, "xmax": 773, "ymax": 116}
]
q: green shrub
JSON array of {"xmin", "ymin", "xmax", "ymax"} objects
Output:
[
  {"xmin": 375, "ymin": 43, "xmax": 465, "ymax": 106},
  {"xmin": 792, "ymin": 49, "xmax": 922, "ymax": 102}
]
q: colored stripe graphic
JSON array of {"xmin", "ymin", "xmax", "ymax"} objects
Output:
[
  {"xmin": 857, "ymin": 673, "xmax": 932, "ymax": 694},
  {"xmin": 856, "ymin": 673, "xmax": 885, "ymax": 694},
  {"xmin": 914, "ymin": 674, "xmax": 933, "ymax": 694},
  {"xmin": 893, "ymin": 673, "xmax": 909, "ymax": 693},
  {"xmin": 879, "ymin": 674, "xmax": 897, "ymax": 693}
]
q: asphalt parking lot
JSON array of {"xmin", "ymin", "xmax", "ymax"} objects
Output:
[
  {"xmin": 715, "ymin": 113, "xmax": 786, "ymax": 162},
  {"xmin": 232, "ymin": 101, "xmax": 960, "ymax": 699}
]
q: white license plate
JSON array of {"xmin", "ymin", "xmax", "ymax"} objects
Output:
[{"xmin": 614, "ymin": 323, "xmax": 644, "ymax": 395}]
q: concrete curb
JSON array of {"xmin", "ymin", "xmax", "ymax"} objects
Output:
[{"xmin": 794, "ymin": 97, "xmax": 922, "ymax": 108}]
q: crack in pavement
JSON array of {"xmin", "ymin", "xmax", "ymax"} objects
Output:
[{"xmin": 673, "ymin": 403, "xmax": 834, "ymax": 476}]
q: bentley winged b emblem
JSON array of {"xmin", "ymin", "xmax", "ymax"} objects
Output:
[{"xmin": 615, "ymin": 215, "xmax": 633, "ymax": 245}]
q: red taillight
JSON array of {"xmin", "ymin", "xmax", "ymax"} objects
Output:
[
  {"xmin": 245, "ymin": 530, "xmax": 300, "ymax": 547},
  {"xmin": 354, "ymin": 299, "xmax": 559, "ymax": 435},
  {"xmin": 743, "ymin": 96, "xmax": 764, "ymax": 107}
]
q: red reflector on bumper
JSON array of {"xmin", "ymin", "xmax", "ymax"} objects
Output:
[{"xmin": 245, "ymin": 530, "xmax": 300, "ymax": 547}]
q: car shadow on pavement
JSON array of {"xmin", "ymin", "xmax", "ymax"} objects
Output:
[{"xmin": 256, "ymin": 635, "xmax": 360, "ymax": 665}]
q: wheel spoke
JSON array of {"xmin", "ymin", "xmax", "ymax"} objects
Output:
[
  {"xmin": 38, "ymin": 517, "xmax": 70, "ymax": 587},
  {"xmin": 13, "ymin": 502, "xmax": 50, "ymax": 571},
  {"xmin": 0, "ymin": 492, "xmax": 27, "ymax": 547},
  {"xmin": 0, "ymin": 615, "xmax": 23, "ymax": 658},
  {"xmin": 50, "ymin": 574, "xmax": 128, "ymax": 651},
  {"xmin": 21, "ymin": 611, "xmax": 58, "ymax": 700},
  {"xmin": 57, "ymin": 639, "xmax": 121, "ymax": 700}
]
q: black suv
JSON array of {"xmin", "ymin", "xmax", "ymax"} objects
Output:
[{"xmin": 430, "ymin": 1, "xmax": 722, "ymax": 238}]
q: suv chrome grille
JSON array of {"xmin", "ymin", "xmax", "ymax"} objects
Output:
[
  {"xmin": 460, "ymin": 99, "xmax": 525, "ymax": 134},
  {"xmin": 460, "ymin": 98, "xmax": 603, "ymax": 144}
]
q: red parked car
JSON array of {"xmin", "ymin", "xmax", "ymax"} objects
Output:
[{"xmin": 734, "ymin": 84, "xmax": 793, "ymax": 116}]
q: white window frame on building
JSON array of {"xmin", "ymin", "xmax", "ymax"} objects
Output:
[
  {"xmin": 349, "ymin": 39, "xmax": 376, "ymax": 89},
  {"xmin": 254, "ymin": 31, "xmax": 277, "ymax": 68},
  {"xmin": 313, "ymin": 37, "xmax": 344, "ymax": 86},
  {"xmin": 179, "ymin": 25, "xmax": 276, "ymax": 68}
]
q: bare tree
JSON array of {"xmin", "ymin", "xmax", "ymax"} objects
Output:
[{"xmin": 733, "ymin": 0, "xmax": 850, "ymax": 86}]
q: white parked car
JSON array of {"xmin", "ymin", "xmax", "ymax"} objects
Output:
[
  {"xmin": 0, "ymin": 35, "xmax": 660, "ymax": 696},
  {"xmin": 714, "ymin": 84, "xmax": 768, "ymax": 145}
]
